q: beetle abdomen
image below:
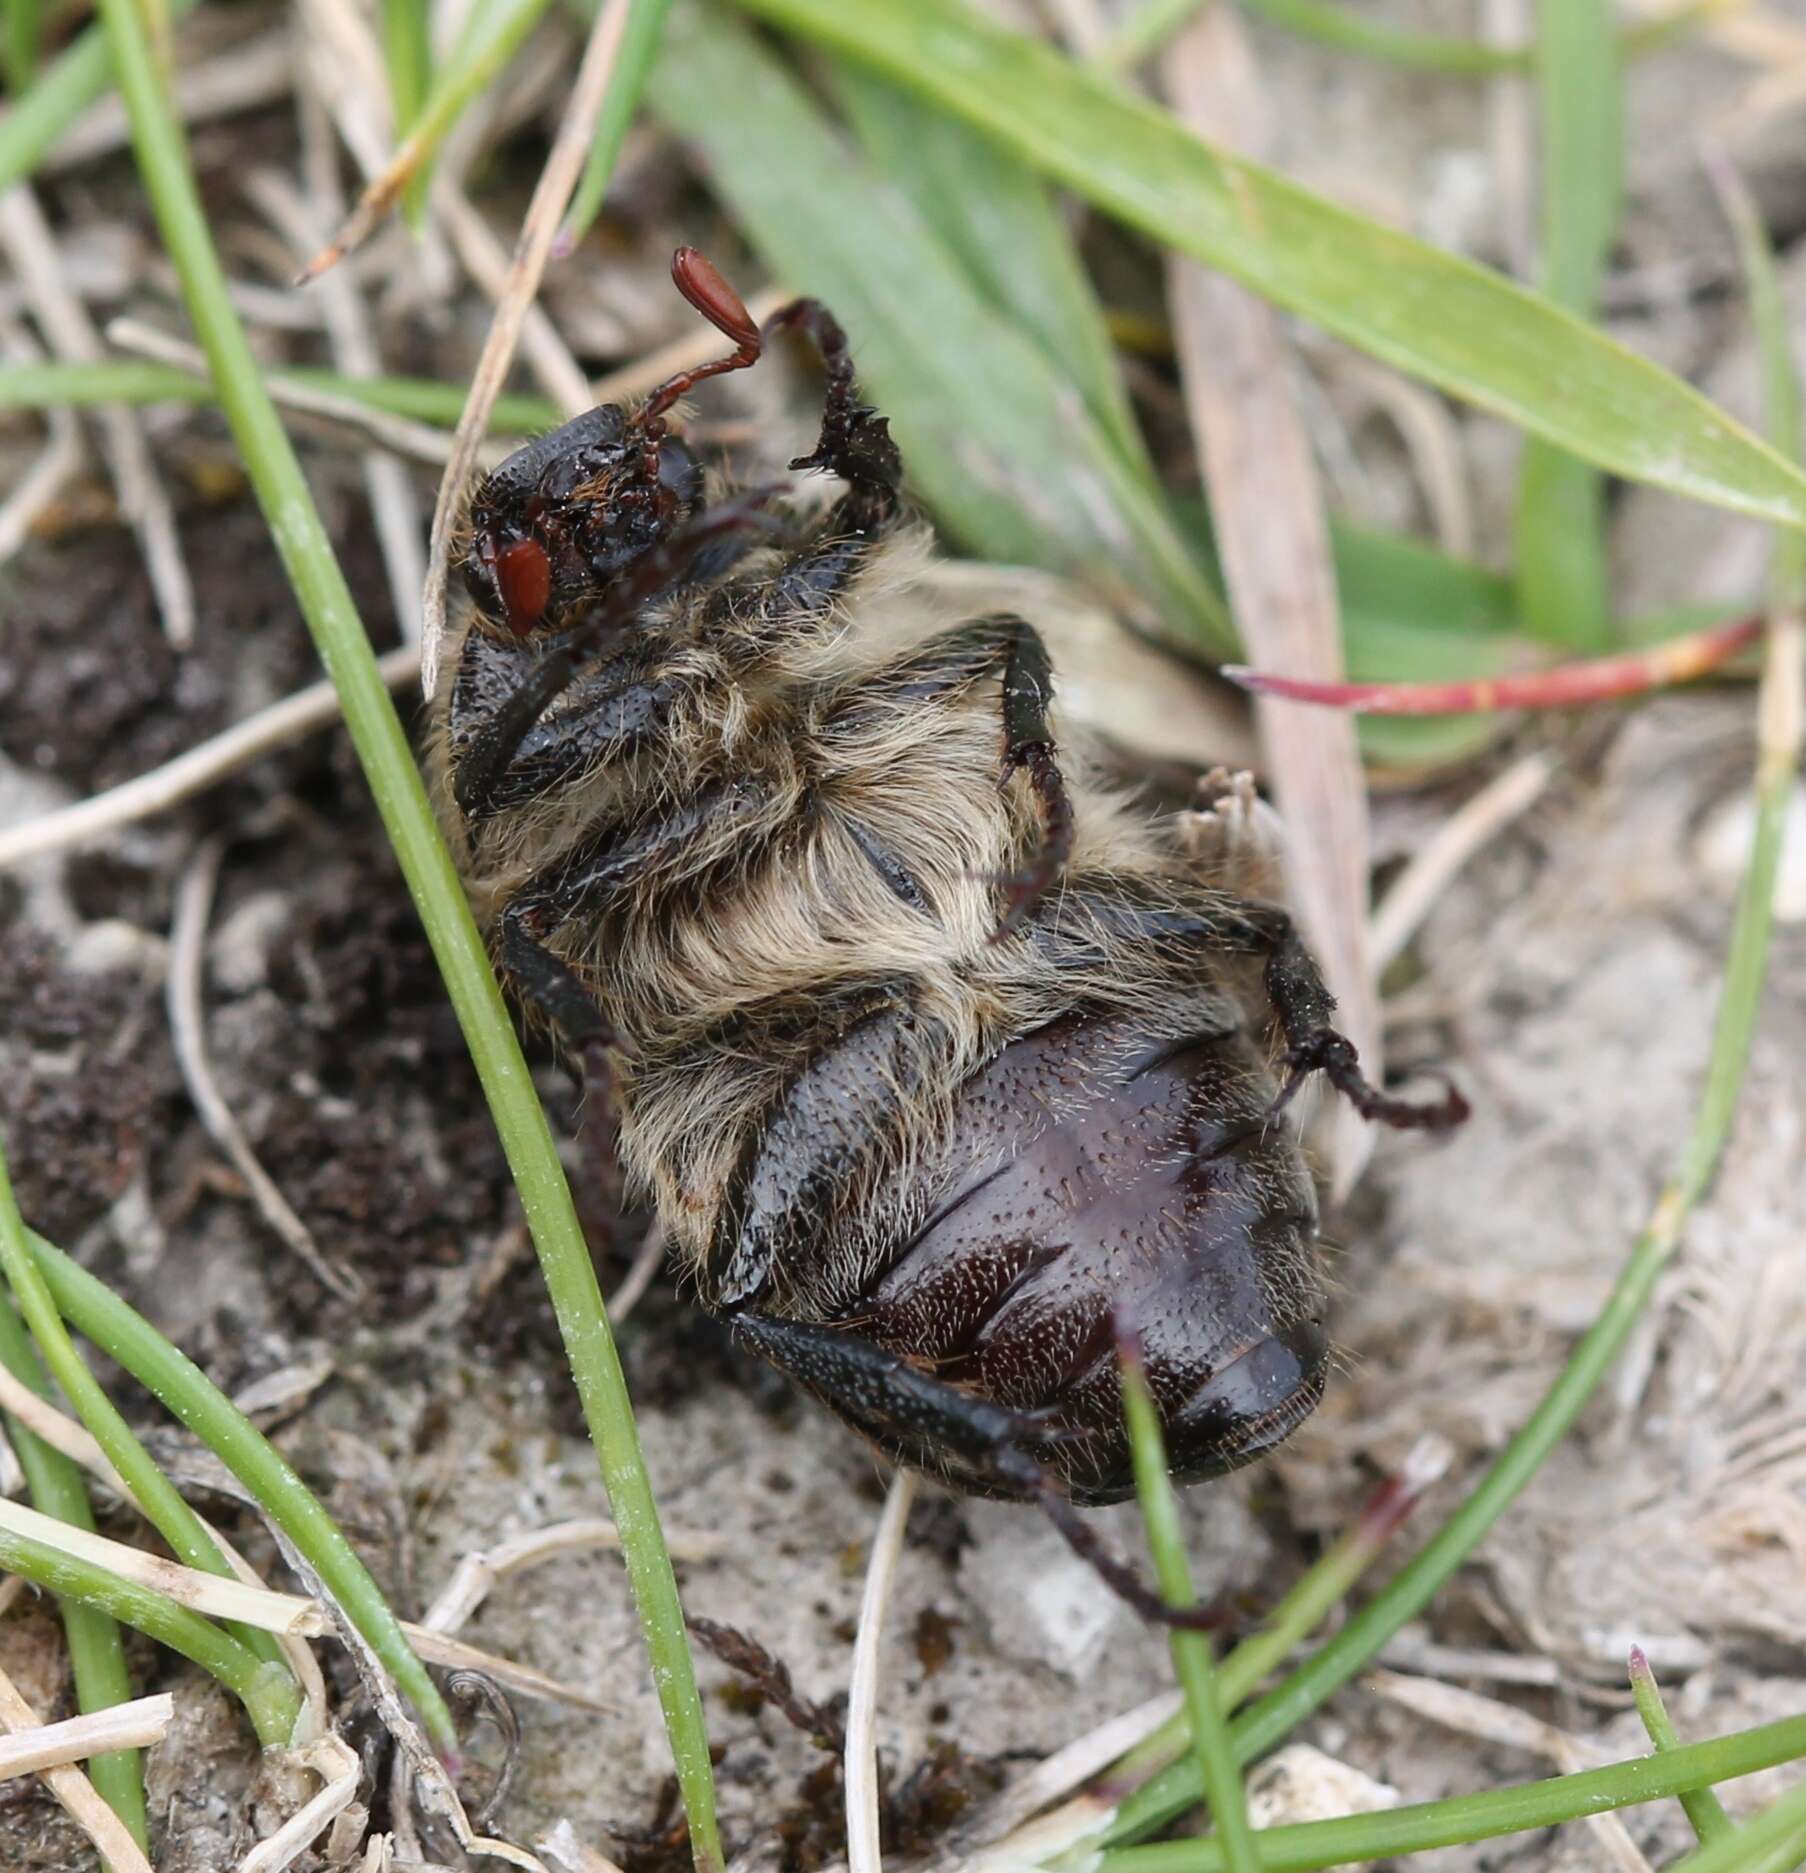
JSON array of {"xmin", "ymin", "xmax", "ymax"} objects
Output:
[{"xmin": 855, "ymin": 1007, "xmax": 1327, "ymax": 1503}]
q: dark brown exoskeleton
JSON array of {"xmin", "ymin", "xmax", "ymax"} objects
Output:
[{"xmin": 432, "ymin": 251, "xmax": 1464, "ymax": 1613}]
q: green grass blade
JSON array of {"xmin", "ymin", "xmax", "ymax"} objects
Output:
[
  {"xmin": 560, "ymin": 0, "xmax": 672, "ymax": 249},
  {"xmin": 1630, "ymin": 1647, "xmax": 1734, "ymax": 1845},
  {"xmin": 1641, "ymin": 1778, "xmax": 1806, "ymax": 1873},
  {"xmin": 382, "ymin": 0, "xmax": 432, "ymax": 136},
  {"xmin": 0, "ymin": 1154, "xmax": 290, "ymax": 1673},
  {"xmin": 92, "ymin": 0, "xmax": 719, "ymax": 1845},
  {"xmin": 27, "ymin": 1228, "xmax": 453, "ymax": 1747},
  {"xmin": 1515, "ymin": 0, "xmax": 1622, "ymax": 651},
  {"xmin": 0, "ymin": 1281, "xmax": 146, "ymax": 1850},
  {"xmin": 0, "ymin": 1521, "xmax": 299, "ymax": 1747},
  {"xmin": 832, "ymin": 58, "xmax": 1149, "ymax": 470},
  {"xmin": 650, "ymin": 1, "xmax": 1231, "ymax": 658},
  {"xmin": 1121, "ymin": 1351, "xmax": 1260, "ymax": 1873},
  {"xmin": 1094, "ymin": 1712, "xmax": 1806, "ymax": 1873},
  {"xmin": 728, "ymin": 0, "xmax": 1806, "ymax": 533},
  {"xmin": 0, "ymin": 358, "xmax": 561, "ymax": 432},
  {"xmin": 1718, "ymin": 154, "xmax": 1806, "ymax": 610},
  {"xmin": 0, "ymin": 0, "xmax": 200, "ymax": 196},
  {"xmin": 1100, "ymin": 0, "xmax": 1739, "ymax": 80},
  {"xmin": 4, "ymin": 0, "xmax": 42, "ymax": 92}
]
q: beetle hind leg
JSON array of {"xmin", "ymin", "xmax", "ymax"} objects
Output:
[{"xmin": 733, "ymin": 1314, "xmax": 1225, "ymax": 1633}]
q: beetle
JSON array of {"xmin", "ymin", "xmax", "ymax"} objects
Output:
[{"xmin": 431, "ymin": 250, "xmax": 1463, "ymax": 1590}]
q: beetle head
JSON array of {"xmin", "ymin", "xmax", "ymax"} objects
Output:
[{"xmin": 463, "ymin": 248, "xmax": 764, "ymax": 638}]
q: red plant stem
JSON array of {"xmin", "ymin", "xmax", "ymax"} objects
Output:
[{"xmin": 1222, "ymin": 616, "xmax": 1764, "ymax": 715}]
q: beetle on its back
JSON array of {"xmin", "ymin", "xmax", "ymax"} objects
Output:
[{"xmin": 431, "ymin": 249, "xmax": 1462, "ymax": 1523}]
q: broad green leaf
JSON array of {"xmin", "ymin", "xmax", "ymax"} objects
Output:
[
  {"xmin": 831, "ymin": 60, "xmax": 1149, "ymax": 472},
  {"xmin": 730, "ymin": 0, "xmax": 1806, "ymax": 534},
  {"xmin": 649, "ymin": 1, "xmax": 1232, "ymax": 655},
  {"xmin": 1516, "ymin": 0, "xmax": 1623, "ymax": 651}
]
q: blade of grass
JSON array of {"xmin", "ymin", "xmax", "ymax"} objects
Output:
[
  {"xmin": 5, "ymin": 0, "xmax": 41, "ymax": 93},
  {"xmin": 1092, "ymin": 0, "xmax": 1746, "ymax": 79},
  {"xmin": 558, "ymin": 0, "xmax": 671, "ymax": 250},
  {"xmin": 25, "ymin": 1227, "xmax": 453, "ymax": 1745},
  {"xmin": 1095, "ymin": 1712, "xmax": 1806, "ymax": 1873},
  {"xmin": 649, "ymin": 1, "xmax": 1232, "ymax": 657},
  {"xmin": 831, "ymin": 58, "xmax": 1149, "ymax": 471},
  {"xmin": 0, "ymin": 358, "xmax": 561, "ymax": 433},
  {"xmin": 0, "ymin": 1284, "xmax": 146, "ymax": 1854},
  {"xmin": 300, "ymin": 0, "xmax": 557, "ymax": 279},
  {"xmin": 85, "ymin": 0, "xmax": 718, "ymax": 1849},
  {"xmin": 0, "ymin": 1522, "xmax": 300, "ymax": 1747},
  {"xmin": 728, "ymin": 0, "xmax": 1806, "ymax": 534},
  {"xmin": 1630, "ymin": 1646, "xmax": 1734, "ymax": 1846},
  {"xmin": 0, "ymin": 0, "xmax": 201, "ymax": 196},
  {"xmin": 1163, "ymin": 4, "xmax": 1378, "ymax": 1198},
  {"xmin": 0, "ymin": 1140, "xmax": 292, "ymax": 1672},
  {"xmin": 1515, "ymin": 0, "xmax": 1622, "ymax": 651},
  {"xmin": 1641, "ymin": 1778, "xmax": 1806, "ymax": 1873},
  {"xmin": 382, "ymin": 0, "xmax": 432, "ymax": 136},
  {"xmin": 1120, "ymin": 1342, "xmax": 1259, "ymax": 1873}
]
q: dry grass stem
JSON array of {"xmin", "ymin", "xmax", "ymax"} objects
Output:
[
  {"xmin": 0, "ymin": 184, "xmax": 196, "ymax": 644},
  {"xmin": 105, "ymin": 315, "xmax": 468, "ymax": 463},
  {"xmin": 251, "ymin": 148, "xmax": 426, "ymax": 641},
  {"xmin": 169, "ymin": 839, "xmax": 365, "ymax": 1300},
  {"xmin": 0, "ymin": 1664, "xmax": 155, "ymax": 1873},
  {"xmin": 960, "ymin": 1690, "xmax": 1183, "ymax": 1851},
  {"xmin": 606, "ymin": 1222, "xmax": 667, "ymax": 1324},
  {"xmin": 1370, "ymin": 752, "xmax": 1558, "ymax": 973},
  {"xmin": 0, "ymin": 1691, "xmax": 174, "ymax": 1780},
  {"xmin": 419, "ymin": 0, "xmax": 637, "ymax": 699},
  {"xmin": 538, "ymin": 1819, "xmax": 630, "ymax": 1873},
  {"xmin": 241, "ymin": 1733, "xmax": 363, "ymax": 1873},
  {"xmin": 1162, "ymin": 7, "xmax": 1380, "ymax": 1198},
  {"xmin": 846, "ymin": 1468, "xmax": 918, "ymax": 1873},
  {"xmin": 0, "ymin": 1358, "xmax": 609, "ymax": 1709},
  {"xmin": 0, "ymin": 1492, "xmax": 325, "ymax": 1633},
  {"xmin": 0, "ymin": 645, "xmax": 420, "ymax": 871}
]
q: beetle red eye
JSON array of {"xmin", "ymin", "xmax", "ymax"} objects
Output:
[{"xmin": 495, "ymin": 537, "xmax": 551, "ymax": 634}]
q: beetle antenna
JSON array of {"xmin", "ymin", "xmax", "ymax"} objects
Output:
[{"xmin": 636, "ymin": 248, "xmax": 765, "ymax": 436}]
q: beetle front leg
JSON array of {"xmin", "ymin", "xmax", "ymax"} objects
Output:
[{"xmin": 495, "ymin": 898, "xmax": 626, "ymax": 1245}]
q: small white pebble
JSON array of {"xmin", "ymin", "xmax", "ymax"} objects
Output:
[{"xmin": 1246, "ymin": 1743, "xmax": 1400, "ymax": 1831}]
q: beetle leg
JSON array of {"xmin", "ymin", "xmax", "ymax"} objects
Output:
[
  {"xmin": 733, "ymin": 1314, "xmax": 1226, "ymax": 1633},
  {"xmin": 506, "ymin": 778, "xmax": 774, "ymax": 944},
  {"xmin": 829, "ymin": 614, "xmax": 1073, "ymax": 936},
  {"xmin": 450, "ymin": 642, "xmax": 685, "ymax": 822},
  {"xmin": 765, "ymin": 297, "xmax": 903, "ymax": 521},
  {"xmin": 1050, "ymin": 888, "xmax": 1467, "ymax": 1132},
  {"xmin": 706, "ymin": 987, "xmax": 920, "ymax": 1310},
  {"xmin": 494, "ymin": 897, "xmax": 625, "ymax": 1242}
]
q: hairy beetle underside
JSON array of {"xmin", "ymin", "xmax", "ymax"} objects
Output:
[{"xmin": 430, "ymin": 252, "xmax": 1463, "ymax": 1576}]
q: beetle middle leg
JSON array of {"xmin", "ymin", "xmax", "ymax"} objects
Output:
[
  {"xmin": 732, "ymin": 1314, "xmax": 1224, "ymax": 1632},
  {"xmin": 835, "ymin": 613, "xmax": 1074, "ymax": 935},
  {"xmin": 1054, "ymin": 888, "xmax": 1467, "ymax": 1131}
]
